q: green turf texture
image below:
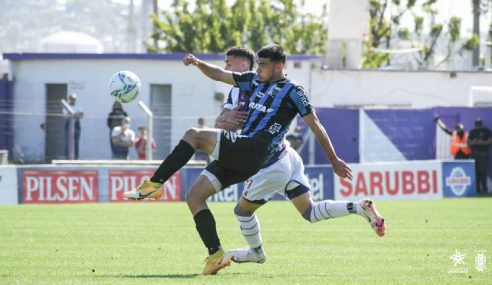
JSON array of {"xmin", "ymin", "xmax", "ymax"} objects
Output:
[{"xmin": 0, "ymin": 199, "xmax": 491, "ymax": 284}]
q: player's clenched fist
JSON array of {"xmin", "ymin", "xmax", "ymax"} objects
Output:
[{"xmin": 183, "ymin": 54, "xmax": 199, "ymax": 66}]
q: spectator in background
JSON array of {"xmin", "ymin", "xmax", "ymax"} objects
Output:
[
  {"xmin": 111, "ymin": 116, "xmax": 135, "ymax": 159},
  {"xmin": 63, "ymin": 93, "xmax": 83, "ymax": 159},
  {"xmin": 468, "ymin": 118, "xmax": 492, "ymax": 195},
  {"xmin": 434, "ymin": 115, "xmax": 471, "ymax": 159},
  {"xmin": 198, "ymin": 117, "xmax": 205, "ymax": 128},
  {"xmin": 107, "ymin": 102, "xmax": 128, "ymax": 157},
  {"xmin": 135, "ymin": 126, "xmax": 157, "ymax": 160},
  {"xmin": 194, "ymin": 117, "xmax": 211, "ymax": 163}
]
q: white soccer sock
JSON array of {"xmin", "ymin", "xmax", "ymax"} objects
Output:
[
  {"xmin": 235, "ymin": 213, "xmax": 262, "ymax": 248},
  {"xmin": 309, "ymin": 200, "xmax": 356, "ymax": 223}
]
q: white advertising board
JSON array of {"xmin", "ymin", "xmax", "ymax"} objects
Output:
[
  {"xmin": 0, "ymin": 166, "xmax": 18, "ymax": 205},
  {"xmin": 334, "ymin": 161, "xmax": 442, "ymax": 201}
]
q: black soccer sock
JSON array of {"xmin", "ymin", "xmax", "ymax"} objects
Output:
[
  {"xmin": 193, "ymin": 209, "xmax": 222, "ymax": 255},
  {"xmin": 150, "ymin": 140, "xmax": 195, "ymax": 184}
]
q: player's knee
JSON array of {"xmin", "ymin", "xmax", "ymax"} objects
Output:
[
  {"xmin": 186, "ymin": 185, "xmax": 202, "ymax": 207},
  {"xmin": 234, "ymin": 203, "xmax": 254, "ymax": 217},
  {"xmin": 185, "ymin": 190, "xmax": 195, "ymax": 207},
  {"xmin": 183, "ymin": 128, "xmax": 203, "ymax": 149},
  {"xmin": 183, "ymin": 127, "xmax": 200, "ymax": 140}
]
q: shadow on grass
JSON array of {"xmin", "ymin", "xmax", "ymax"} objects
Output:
[
  {"xmin": 95, "ymin": 273, "xmax": 199, "ymax": 279},
  {"xmin": 92, "ymin": 271, "xmax": 332, "ymax": 279}
]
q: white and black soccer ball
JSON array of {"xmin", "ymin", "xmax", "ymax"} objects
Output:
[{"xmin": 108, "ymin": 70, "xmax": 141, "ymax": 103}]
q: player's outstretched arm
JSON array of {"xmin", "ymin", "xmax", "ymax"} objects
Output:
[
  {"xmin": 303, "ymin": 112, "xmax": 353, "ymax": 180},
  {"xmin": 183, "ymin": 54, "xmax": 236, "ymax": 85}
]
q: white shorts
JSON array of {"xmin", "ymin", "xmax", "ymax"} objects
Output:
[{"xmin": 242, "ymin": 146, "xmax": 310, "ymax": 203}]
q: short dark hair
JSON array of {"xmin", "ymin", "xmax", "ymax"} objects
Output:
[
  {"xmin": 226, "ymin": 47, "xmax": 255, "ymax": 70},
  {"xmin": 257, "ymin": 44, "xmax": 286, "ymax": 64}
]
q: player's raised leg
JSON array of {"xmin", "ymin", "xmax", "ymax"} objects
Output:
[
  {"xmin": 289, "ymin": 186, "xmax": 386, "ymax": 237},
  {"xmin": 224, "ymin": 197, "xmax": 266, "ymax": 264},
  {"xmin": 123, "ymin": 128, "xmax": 220, "ymax": 200}
]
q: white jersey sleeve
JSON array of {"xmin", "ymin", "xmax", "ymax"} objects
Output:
[{"xmin": 223, "ymin": 87, "xmax": 240, "ymax": 110}]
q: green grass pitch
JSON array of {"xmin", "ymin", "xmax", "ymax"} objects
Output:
[{"xmin": 1, "ymin": 199, "xmax": 491, "ymax": 284}]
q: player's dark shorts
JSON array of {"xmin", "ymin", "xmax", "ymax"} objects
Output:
[{"xmin": 203, "ymin": 130, "xmax": 270, "ymax": 190}]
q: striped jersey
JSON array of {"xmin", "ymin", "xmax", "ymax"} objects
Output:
[
  {"xmin": 233, "ymin": 71, "xmax": 313, "ymax": 164},
  {"xmin": 223, "ymin": 87, "xmax": 250, "ymax": 111}
]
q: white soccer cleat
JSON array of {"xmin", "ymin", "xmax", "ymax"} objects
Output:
[
  {"xmin": 358, "ymin": 199, "xmax": 386, "ymax": 237},
  {"xmin": 224, "ymin": 247, "xmax": 267, "ymax": 264}
]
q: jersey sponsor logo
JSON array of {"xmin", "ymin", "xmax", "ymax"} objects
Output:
[
  {"xmin": 445, "ymin": 167, "xmax": 471, "ymax": 196},
  {"xmin": 249, "ymin": 102, "xmax": 273, "ymax": 113},
  {"xmin": 268, "ymin": 123, "xmax": 282, "ymax": 135},
  {"xmin": 225, "ymin": 131, "xmax": 247, "ymax": 143},
  {"xmin": 297, "ymin": 87, "xmax": 309, "ymax": 106},
  {"xmin": 268, "ymin": 87, "xmax": 282, "ymax": 98}
]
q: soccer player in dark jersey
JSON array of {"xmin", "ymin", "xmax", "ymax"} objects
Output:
[
  {"xmin": 124, "ymin": 44, "xmax": 356, "ymax": 275},
  {"xmin": 213, "ymin": 47, "xmax": 386, "ymax": 265}
]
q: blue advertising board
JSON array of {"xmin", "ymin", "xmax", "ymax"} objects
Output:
[{"xmin": 442, "ymin": 161, "xmax": 476, "ymax": 198}]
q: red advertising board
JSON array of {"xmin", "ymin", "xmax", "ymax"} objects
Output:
[
  {"xmin": 108, "ymin": 170, "xmax": 181, "ymax": 202},
  {"xmin": 23, "ymin": 170, "xmax": 98, "ymax": 203},
  {"xmin": 334, "ymin": 162, "xmax": 442, "ymax": 201}
]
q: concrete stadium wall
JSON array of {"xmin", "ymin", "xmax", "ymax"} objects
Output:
[{"xmin": 9, "ymin": 57, "xmax": 227, "ymax": 162}]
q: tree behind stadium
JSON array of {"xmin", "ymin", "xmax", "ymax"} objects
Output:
[{"xmin": 144, "ymin": 0, "xmax": 328, "ymax": 55}]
